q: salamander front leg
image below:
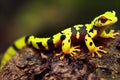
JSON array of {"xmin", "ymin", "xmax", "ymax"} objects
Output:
[
  {"xmin": 85, "ymin": 34, "xmax": 107, "ymax": 58},
  {"xmin": 55, "ymin": 37, "xmax": 80, "ymax": 60}
]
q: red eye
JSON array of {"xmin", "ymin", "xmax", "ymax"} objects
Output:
[{"xmin": 99, "ymin": 16, "xmax": 108, "ymax": 23}]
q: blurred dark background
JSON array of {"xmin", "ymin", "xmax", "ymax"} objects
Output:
[{"xmin": 0, "ymin": 0, "xmax": 120, "ymax": 54}]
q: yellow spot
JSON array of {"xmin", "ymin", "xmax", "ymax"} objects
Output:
[
  {"xmin": 62, "ymin": 28, "xmax": 72, "ymax": 35},
  {"xmin": 53, "ymin": 33, "xmax": 62, "ymax": 47},
  {"xmin": 14, "ymin": 36, "xmax": 26, "ymax": 49},
  {"xmin": 42, "ymin": 38, "xmax": 50, "ymax": 50},
  {"xmin": 36, "ymin": 38, "xmax": 50, "ymax": 50},
  {"xmin": 0, "ymin": 46, "xmax": 16, "ymax": 70},
  {"xmin": 74, "ymin": 24, "xmax": 83, "ymax": 30},
  {"xmin": 76, "ymin": 32, "xmax": 80, "ymax": 39}
]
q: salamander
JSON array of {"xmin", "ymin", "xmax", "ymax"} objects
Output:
[{"xmin": 0, "ymin": 11, "xmax": 119, "ymax": 70}]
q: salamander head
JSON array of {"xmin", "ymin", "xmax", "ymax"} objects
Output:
[{"xmin": 92, "ymin": 11, "xmax": 118, "ymax": 27}]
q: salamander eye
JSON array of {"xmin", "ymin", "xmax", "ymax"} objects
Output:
[{"xmin": 99, "ymin": 16, "xmax": 108, "ymax": 23}]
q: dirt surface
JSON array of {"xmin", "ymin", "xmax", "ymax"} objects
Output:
[{"xmin": 0, "ymin": 31, "xmax": 120, "ymax": 80}]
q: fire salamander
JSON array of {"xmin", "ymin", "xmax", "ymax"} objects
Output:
[{"xmin": 0, "ymin": 11, "xmax": 119, "ymax": 70}]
